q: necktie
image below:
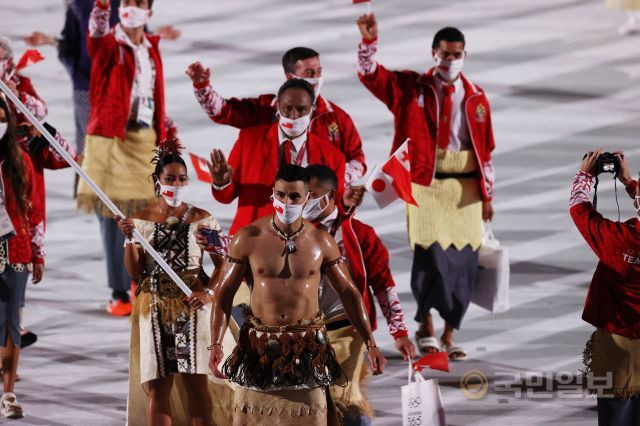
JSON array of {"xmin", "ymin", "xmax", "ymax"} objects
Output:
[
  {"xmin": 280, "ymin": 139, "xmax": 293, "ymax": 167},
  {"xmin": 436, "ymin": 84, "xmax": 455, "ymax": 149}
]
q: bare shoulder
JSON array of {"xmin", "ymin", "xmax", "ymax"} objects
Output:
[
  {"xmin": 307, "ymin": 222, "xmax": 340, "ymax": 257},
  {"xmin": 187, "ymin": 206, "xmax": 211, "ymax": 223},
  {"xmin": 130, "ymin": 206, "xmax": 155, "ymax": 221}
]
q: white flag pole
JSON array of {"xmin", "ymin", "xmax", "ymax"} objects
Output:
[{"xmin": 0, "ymin": 79, "xmax": 193, "ymax": 297}]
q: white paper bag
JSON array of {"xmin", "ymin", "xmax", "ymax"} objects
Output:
[
  {"xmin": 472, "ymin": 222, "xmax": 510, "ymax": 313},
  {"xmin": 401, "ymin": 363, "xmax": 446, "ymax": 426}
]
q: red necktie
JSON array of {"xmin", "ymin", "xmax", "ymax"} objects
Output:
[
  {"xmin": 280, "ymin": 139, "xmax": 293, "ymax": 167},
  {"xmin": 437, "ymin": 84, "xmax": 455, "ymax": 149}
]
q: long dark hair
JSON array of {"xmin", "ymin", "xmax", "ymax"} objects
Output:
[{"xmin": 0, "ymin": 96, "xmax": 29, "ymax": 218}]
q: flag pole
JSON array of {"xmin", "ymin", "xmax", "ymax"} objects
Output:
[{"xmin": 0, "ymin": 79, "xmax": 194, "ymax": 297}]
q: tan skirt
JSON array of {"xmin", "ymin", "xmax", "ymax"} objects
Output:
[
  {"xmin": 606, "ymin": 0, "xmax": 640, "ymax": 11},
  {"xmin": 582, "ymin": 328, "xmax": 640, "ymax": 398},
  {"xmin": 233, "ymin": 386, "xmax": 341, "ymax": 426},
  {"xmin": 407, "ymin": 149, "xmax": 483, "ymax": 251},
  {"xmin": 327, "ymin": 317, "xmax": 372, "ymax": 418},
  {"xmin": 77, "ymin": 129, "xmax": 157, "ymax": 217}
]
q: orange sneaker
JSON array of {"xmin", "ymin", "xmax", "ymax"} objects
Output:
[{"xmin": 107, "ymin": 299, "xmax": 132, "ymax": 317}]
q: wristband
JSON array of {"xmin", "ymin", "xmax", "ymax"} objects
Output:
[{"xmin": 207, "ymin": 343, "xmax": 223, "ymax": 351}]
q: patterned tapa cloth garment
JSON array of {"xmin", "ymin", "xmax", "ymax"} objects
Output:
[
  {"xmin": 223, "ymin": 308, "xmax": 344, "ymax": 391},
  {"xmin": 582, "ymin": 328, "xmax": 640, "ymax": 399}
]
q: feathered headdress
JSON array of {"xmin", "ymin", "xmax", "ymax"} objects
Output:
[{"xmin": 151, "ymin": 137, "xmax": 183, "ymax": 165}]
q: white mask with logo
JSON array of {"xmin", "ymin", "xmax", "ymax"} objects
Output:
[
  {"xmin": 160, "ymin": 184, "xmax": 188, "ymax": 208},
  {"xmin": 434, "ymin": 55, "xmax": 464, "ymax": 81},
  {"xmin": 119, "ymin": 6, "xmax": 151, "ymax": 29},
  {"xmin": 278, "ymin": 111, "xmax": 312, "ymax": 138},
  {"xmin": 0, "ymin": 122, "xmax": 7, "ymax": 140},
  {"xmin": 302, "ymin": 76, "xmax": 324, "ymax": 98},
  {"xmin": 302, "ymin": 192, "xmax": 330, "ymax": 221},
  {"xmin": 272, "ymin": 193, "xmax": 308, "ymax": 224}
]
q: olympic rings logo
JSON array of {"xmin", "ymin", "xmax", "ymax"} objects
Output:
[
  {"xmin": 407, "ymin": 415, "xmax": 422, "ymax": 426},
  {"xmin": 407, "ymin": 397, "xmax": 422, "ymax": 408}
]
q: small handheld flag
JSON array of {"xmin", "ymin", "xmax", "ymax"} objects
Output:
[{"xmin": 15, "ymin": 50, "xmax": 45, "ymax": 71}]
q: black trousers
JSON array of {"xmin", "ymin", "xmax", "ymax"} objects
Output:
[
  {"xmin": 598, "ymin": 397, "xmax": 640, "ymax": 426},
  {"xmin": 410, "ymin": 243, "xmax": 478, "ymax": 329}
]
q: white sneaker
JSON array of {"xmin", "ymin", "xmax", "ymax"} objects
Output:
[
  {"xmin": 619, "ymin": 15, "xmax": 640, "ymax": 35},
  {"xmin": 0, "ymin": 393, "xmax": 23, "ymax": 419}
]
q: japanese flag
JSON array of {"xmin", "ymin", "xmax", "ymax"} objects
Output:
[
  {"xmin": 189, "ymin": 152, "xmax": 212, "ymax": 183},
  {"xmin": 366, "ymin": 139, "xmax": 417, "ymax": 208},
  {"xmin": 15, "ymin": 50, "xmax": 45, "ymax": 71}
]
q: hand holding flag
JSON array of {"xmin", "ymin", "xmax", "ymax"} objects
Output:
[{"xmin": 413, "ymin": 351, "xmax": 449, "ymax": 373}]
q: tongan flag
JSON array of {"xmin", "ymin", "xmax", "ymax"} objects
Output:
[
  {"xmin": 15, "ymin": 50, "xmax": 45, "ymax": 71},
  {"xmin": 365, "ymin": 139, "xmax": 417, "ymax": 208},
  {"xmin": 413, "ymin": 352, "xmax": 449, "ymax": 373},
  {"xmin": 189, "ymin": 152, "xmax": 212, "ymax": 183},
  {"xmin": 353, "ymin": 0, "xmax": 370, "ymax": 3}
]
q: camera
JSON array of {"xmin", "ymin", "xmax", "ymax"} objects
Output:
[
  {"xmin": 597, "ymin": 152, "xmax": 619, "ymax": 175},
  {"xmin": 583, "ymin": 152, "xmax": 620, "ymax": 176}
]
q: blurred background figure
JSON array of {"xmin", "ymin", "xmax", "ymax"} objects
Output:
[{"xmin": 605, "ymin": 0, "xmax": 640, "ymax": 35}]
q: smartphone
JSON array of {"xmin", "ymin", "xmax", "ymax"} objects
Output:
[{"xmin": 201, "ymin": 228, "xmax": 221, "ymax": 247}]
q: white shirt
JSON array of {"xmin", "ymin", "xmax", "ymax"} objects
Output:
[
  {"xmin": 278, "ymin": 127, "xmax": 309, "ymax": 167},
  {"xmin": 115, "ymin": 24, "xmax": 155, "ymax": 126},
  {"xmin": 317, "ymin": 209, "xmax": 346, "ymax": 320},
  {"xmin": 434, "ymin": 74, "xmax": 471, "ymax": 151}
]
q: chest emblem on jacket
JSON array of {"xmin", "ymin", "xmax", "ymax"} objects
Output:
[
  {"xmin": 328, "ymin": 122, "xmax": 341, "ymax": 144},
  {"xmin": 475, "ymin": 104, "xmax": 487, "ymax": 123},
  {"xmin": 476, "ymin": 104, "xmax": 487, "ymax": 123}
]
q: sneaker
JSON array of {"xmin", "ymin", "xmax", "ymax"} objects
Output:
[
  {"xmin": 107, "ymin": 299, "xmax": 132, "ymax": 317},
  {"xmin": 619, "ymin": 16, "xmax": 640, "ymax": 35},
  {"xmin": 0, "ymin": 393, "xmax": 23, "ymax": 419}
]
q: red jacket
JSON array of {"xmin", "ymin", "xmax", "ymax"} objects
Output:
[
  {"xmin": 193, "ymin": 81, "xmax": 366, "ymax": 179},
  {"xmin": 214, "ymin": 123, "xmax": 345, "ymax": 234},
  {"xmin": 2, "ymin": 151, "xmax": 44, "ymax": 265},
  {"xmin": 570, "ymin": 171, "xmax": 640, "ymax": 338},
  {"xmin": 13, "ymin": 74, "xmax": 48, "ymax": 125},
  {"xmin": 22, "ymin": 124, "xmax": 76, "ymax": 227},
  {"xmin": 86, "ymin": 1, "xmax": 167, "ymax": 142},
  {"xmin": 331, "ymin": 203, "xmax": 408, "ymax": 339},
  {"xmin": 358, "ymin": 40, "xmax": 495, "ymax": 200}
]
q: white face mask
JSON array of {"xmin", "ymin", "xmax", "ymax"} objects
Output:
[
  {"xmin": 272, "ymin": 193, "xmax": 308, "ymax": 224},
  {"xmin": 634, "ymin": 196, "xmax": 640, "ymax": 216},
  {"xmin": 302, "ymin": 192, "xmax": 330, "ymax": 221},
  {"xmin": 302, "ymin": 76, "xmax": 324, "ymax": 98},
  {"xmin": 119, "ymin": 6, "xmax": 151, "ymax": 29},
  {"xmin": 0, "ymin": 122, "xmax": 7, "ymax": 140},
  {"xmin": 434, "ymin": 55, "xmax": 464, "ymax": 81},
  {"xmin": 279, "ymin": 111, "xmax": 312, "ymax": 138},
  {"xmin": 0, "ymin": 60, "xmax": 8, "ymax": 80},
  {"xmin": 160, "ymin": 184, "xmax": 188, "ymax": 208}
]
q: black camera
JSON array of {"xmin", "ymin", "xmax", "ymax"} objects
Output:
[{"xmin": 596, "ymin": 152, "xmax": 619, "ymax": 175}]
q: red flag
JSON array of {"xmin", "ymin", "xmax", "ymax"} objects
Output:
[
  {"xmin": 366, "ymin": 139, "xmax": 417, "ymax": 208},
  {"xmin": 353, "ymin": 0, "xmax": 370, "ymax": 3},
  {"xmin": 413, "ymin": 352, "xmax": 449, "ymax": 373},
  {"xmin": 189, "ymin": 152, "xmax": 212, "ymax": 183},
  {"xmin": 16, "ymin": 50, "xmax": 45, "ymax": 71}
]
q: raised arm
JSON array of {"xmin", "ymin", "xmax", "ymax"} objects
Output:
[
  {"xmin": 87, "ymin": 0, "xmax": 115, "ymax": 57},
  {"xmin": 321, "ymin": 232, "xmax": 386, "ymax": 374},
  {"xmin": 356, "ymin": 13, "xmax": 401, "ymax": 112},
  {"xmin": 209, "ymin": 229, "xmax": 249, "ymax": 377},
  {"xmin": 187, "ymin": 61, "xmax": 276, "ymax": 128}
]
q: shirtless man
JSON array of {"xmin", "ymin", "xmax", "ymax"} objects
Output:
[{"xmin": 209, "ymin": 164, "xmax": 386, "ymax": 426}]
